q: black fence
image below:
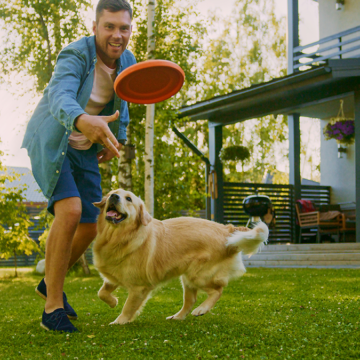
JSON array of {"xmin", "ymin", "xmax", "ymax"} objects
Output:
[{"xmin": 223, "ymin": 182, "xmax": 331, "ymax": 244}]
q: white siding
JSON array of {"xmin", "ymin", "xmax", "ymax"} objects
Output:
[
  {"xmin": 320, "ymin": 120, "xmax": 355, "ymax": 203},
  {"xmin": 317, "ymin": 1, "xmax": 358, "ymax": 203},
  {"xmin": 318, "ymin": 0, "xmax": 360, "ymax": 58}
]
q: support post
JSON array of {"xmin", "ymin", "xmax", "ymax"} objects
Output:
[
  {"xmin": 209, "ymin": 123, "xmax": 224, "ymax": 223},
  {"xmin": 354, "ymin": 90, "xmax": 360, "ymax": 243},
  {"xmin": 288, "ymin": 113, "xmax": 301, "ymax": 242},
  {"xmin": 287, "ymin": 0, "xmax": 299, "ymax": 74}
]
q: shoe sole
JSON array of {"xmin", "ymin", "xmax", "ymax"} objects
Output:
[
  {"xmin": 40, "ymin": 322, "xmax": 79, "ymax": 333},
  {"xmin": 40, "ymin": 322, "xmax": 50, "ymax": 331},
  {"xmin": 36, "ymin": 288, "xmax": 78, "ymax": 320}
]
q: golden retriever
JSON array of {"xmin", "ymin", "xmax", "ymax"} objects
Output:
[{"xmin": 93, "ymin": 189, "xmax": 268, "ymax": 325}]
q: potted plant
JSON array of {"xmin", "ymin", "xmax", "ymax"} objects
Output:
[
  {"xmin": 323, "ymin": 100, "xmax": 355, "ymax": 146},
  {"xmin": 219, "ymin": 145, "xmax": 251, "ymax": 162}
]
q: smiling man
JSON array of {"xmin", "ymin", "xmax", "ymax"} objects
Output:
[{"xmin": 22, "ymin": 0, "xmax": 136, "ymax": 333}]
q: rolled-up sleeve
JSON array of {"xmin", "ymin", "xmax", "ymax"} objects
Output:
[
  {"xmin": 118, "ymin": 99, "xmax": 130, "ymax": 142},
  {"xmin": 48, "ymin": 49, "xmax": 87, "ymax": 131}
]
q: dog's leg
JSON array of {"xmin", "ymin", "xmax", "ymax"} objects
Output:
[
  {"xmin": 98, "ymin": 281, "xmax": 119, "ymax": 308},
  {"xmin": 110, "ymin": 286, "xmax": 151, "ymax": 325},
  {"xmin": 191, "ymin": 286, "xmax": 223, "ymax": 317},
  {"xmin": 167, "ymin": 278, "xmax": 197, "ymax": 320}
]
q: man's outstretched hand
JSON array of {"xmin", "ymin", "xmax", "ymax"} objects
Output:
[
  {"xmin": 97, "ymin": 145, "xmax": 123, "ymax": 163},
  {"xmin": 75, "ymin": 111, "xmax": 121, "ymax": 158}
]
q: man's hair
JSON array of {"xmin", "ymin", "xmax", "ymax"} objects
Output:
[{"xmin": 96, "ymin": 0, "xmax": 133, "ymax": 22}]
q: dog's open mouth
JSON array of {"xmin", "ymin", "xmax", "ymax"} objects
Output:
[{"xmin": 105, "ymin": 203, "xmax": 127, "ymax": 224}]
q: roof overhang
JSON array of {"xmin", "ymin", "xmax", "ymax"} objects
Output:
[{"xmin": 179, "ymin": 59, "xmax": 360, "ymax": 126}]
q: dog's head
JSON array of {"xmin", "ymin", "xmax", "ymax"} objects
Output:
[{"xmin": 93, "ymin": 189, "xmax": 152, "ymax": 227}]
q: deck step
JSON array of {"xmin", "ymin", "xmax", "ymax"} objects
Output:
[
  {"xmin": 245, "ymin": 253, "xmax": 360, "ymax": 261},
  {"xmin": 243, "ymin": 260, "xmax": 360, "ymax": 268},
  {"xmin": 242, "ymin": 243, "xmax": 360, "ymax": 268},
  {"xmin": 261, "ymin": 243, "xmax": 360, "ymax": 252},
  {"xmin": 258, "ymin": 250, "xmax": 360, "ymax": 254}
]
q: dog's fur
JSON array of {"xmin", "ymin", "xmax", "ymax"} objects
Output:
[{"xmin": 93, "ymin": 189, "xmax": 269, "ymax": 325}]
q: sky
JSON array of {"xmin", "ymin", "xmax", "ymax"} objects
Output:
[{"xmin": 0, "ymin": 0, "xmax": 319, "ymax": 172}]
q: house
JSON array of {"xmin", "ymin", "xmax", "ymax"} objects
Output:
[{"xmin": 178, "ymin": 0, "xmax": 360, "ymax": 244}]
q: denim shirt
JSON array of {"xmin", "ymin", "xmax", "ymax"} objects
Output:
[{"xmin": 21, "ymin": 36, "xmax": 136, "ymax": 199}]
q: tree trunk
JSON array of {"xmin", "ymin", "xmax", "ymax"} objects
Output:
[
  {"xmin": 118, "ymin": 127, "xmax": 133, "ymax": 191},
  {"xmin": 78, "ymin": 254, "xmax": 90, "ymax": 275},
  {"xmin": 99, "ymin": 162, "xmax": 112, "ymax": 196},
  {"xmin": 144, "ymin": 0, "xmax": 156, "ymax": 216},
  {"xmin": 13, "ymin": 251, "xmax": 18, "ymax": 278}
]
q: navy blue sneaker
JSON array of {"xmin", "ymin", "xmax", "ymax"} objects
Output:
[
  {"xmin": 36, "ymin": 278, "xmax": 78, "ymax": 320},
  {"xmin": 41, "ymin": 308, "xmax": 78, "ymax": 333}
]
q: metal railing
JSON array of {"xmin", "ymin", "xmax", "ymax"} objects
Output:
[{"xmin": 293, "ymin": 25, "xmax": 360, "ymax": 70}]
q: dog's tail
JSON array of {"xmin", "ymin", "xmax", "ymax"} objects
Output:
[{"xmin": 226, "ymin": 222, "xmax": 269, "ymax": 256}]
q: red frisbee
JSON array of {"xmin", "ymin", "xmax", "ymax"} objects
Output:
[{"xmin": 114, "ymin": 60, "xmax": 185, "ymax": 104}]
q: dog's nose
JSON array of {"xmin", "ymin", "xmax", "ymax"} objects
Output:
[{"xmin": 109, "ymin": 193, "xmax": 121, "ymax": 203}]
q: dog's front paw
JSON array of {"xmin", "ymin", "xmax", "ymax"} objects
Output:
[
  {"xmin": 166, "ymin": 314, "xmax": 187, "ymax": 320},
  {"xmin": 191, "ymin": 306, "xmax": 209, "ymax": 317},
  {"xmin": 109, "ymin": 316, "xmax": 130, "ymax": 325}
]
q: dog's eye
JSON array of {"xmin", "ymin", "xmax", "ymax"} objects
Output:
[{"xmin": 126, "ymin": 196, "xmax": 132, "ymax": 202}]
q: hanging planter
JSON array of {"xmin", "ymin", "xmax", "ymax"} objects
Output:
[
  {"xmin": 323, "ymin": 100, "xmax": 355, "ymax": 146},
  {"xmin": 219, "ymin": 145, "xmax": 251, "ymax": 162}
]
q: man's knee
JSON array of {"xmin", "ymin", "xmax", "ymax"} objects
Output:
[
  {"xmin": 54, "ymin": 197, "xmax": 82, "ymax": 223},
  {"xmin": 79, "ymin": 223, "xmax": 97, "ymax": 239}
]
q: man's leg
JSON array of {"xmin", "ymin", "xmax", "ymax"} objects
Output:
[
  {"xmin": 44, "ymin": 197, "xmax": 81, "ymax": 314},
  {"xmin": 67, "ymin": 223, "xmax": 97, "ymax": 270}
]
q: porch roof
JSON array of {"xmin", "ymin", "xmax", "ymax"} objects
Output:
[{"xmin": 179, "ymin": 59, "xmax": 360, "ymax": 125}]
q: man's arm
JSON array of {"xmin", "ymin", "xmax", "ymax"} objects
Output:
[
  {"xmin": 47, "ymin": 49, "xmax": 120, "ymax": 158},
  {"xmin": 75, "ymin": 112, "xmax": 120, "ymax": 158},
  {"xmin": 47, "ymin": 49, "xmax": 87, "ymax": 131}
]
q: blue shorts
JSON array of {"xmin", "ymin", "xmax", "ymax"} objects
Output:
[{"xmin": 47, "ymin": 144, "xmax": 102, "ymax": 223}]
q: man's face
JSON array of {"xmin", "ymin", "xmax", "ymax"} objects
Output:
[{"xmin": 93, "ymin": 10, "xmax": 132, "ymax": 68}]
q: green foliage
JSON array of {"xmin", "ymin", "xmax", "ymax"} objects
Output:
[
  {"xmin": 0, "ymin": 153, "xmax": 38, "ymax": 276},
  {"xmin": 105, "ymin": 0, "xmax": 288, "ymax": 215},
  {"xmin": 200, "ymin": 0, "xmax": 288, "ymax": 184},
  {"xmin": 1, "ymin": 268, "xmax": 360, "ymax": 358},
  {"xmin": 0, "ymin": 0, "xmax": 91, "ymax": 91},
  {"xmin": 106, "ymin": 0, "xmax": 208, "ymax": 219}
]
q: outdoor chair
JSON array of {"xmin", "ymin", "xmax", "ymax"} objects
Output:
[
  {"xmin": 334, "ymin": 202, "xmax": 356, "ymax": 242},
  {"xmin": 295, "ymin": 200, "xmax": 343, "ymax": 243}
]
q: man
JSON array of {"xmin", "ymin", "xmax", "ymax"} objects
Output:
[{"xmin": 22, "ymin": 0, "xmax": 135, "ymax": 333}]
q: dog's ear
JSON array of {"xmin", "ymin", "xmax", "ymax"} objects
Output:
[
  {"xmin": 139, "ymin": 204, "xmax": 152, "ymax": 226},
  {"xmin": 93, "ymin": 195, "xmax": 108, "ymax": 209}
]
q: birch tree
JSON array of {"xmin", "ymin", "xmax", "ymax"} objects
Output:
[{"xmin": 144, "ymin": 0, "xmax": 156, "ymax": 215}]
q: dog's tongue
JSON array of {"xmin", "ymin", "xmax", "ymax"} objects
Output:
[{"xmin": 107, "ymin": 210, "xmax": 118, "ymax": 217}]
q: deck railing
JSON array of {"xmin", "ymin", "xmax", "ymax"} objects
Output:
[
  {"xmin": 223, "ymin": 182, "xmax": 331, "ymax": 244},
  {"xmin": 293, "ymin": 25, "xmax": 360, "ymax": 70}
]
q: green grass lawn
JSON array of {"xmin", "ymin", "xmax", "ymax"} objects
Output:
[{"xmin": 0, "ymin": 266, "xmax": 359, "ymax": 360}]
